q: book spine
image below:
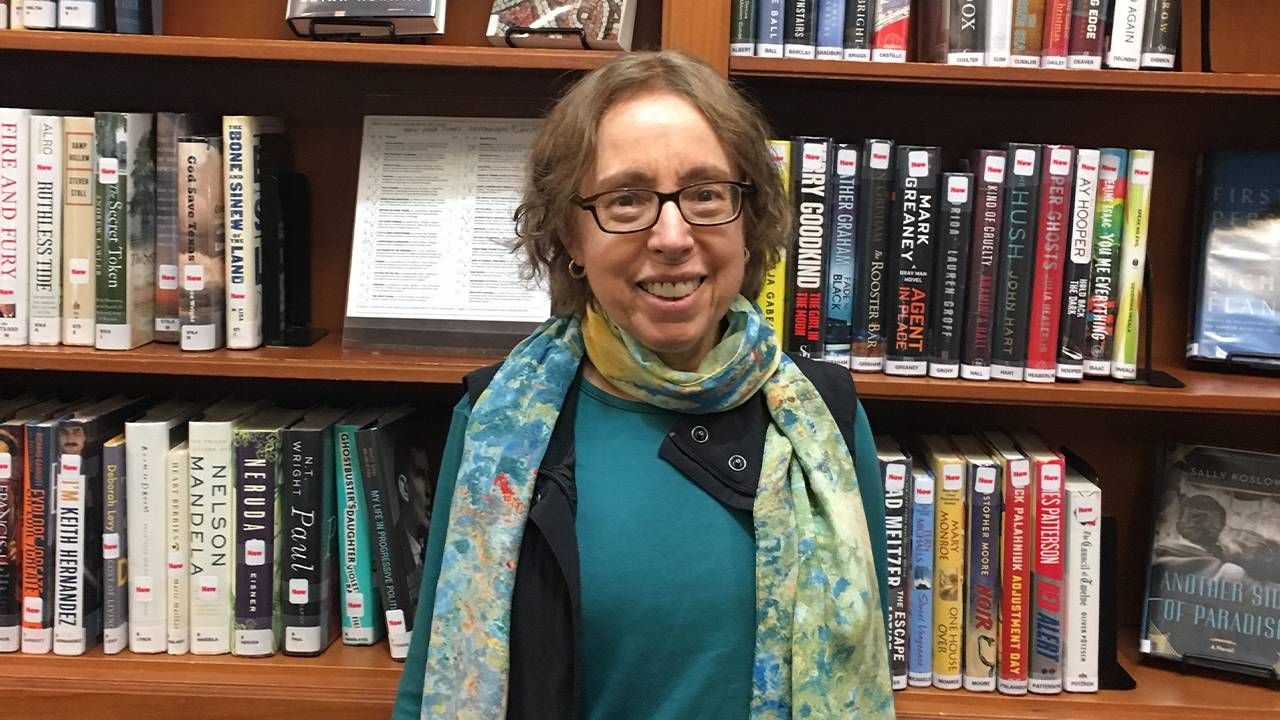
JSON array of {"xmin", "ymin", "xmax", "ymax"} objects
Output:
[
  {"xmin": 985, "ymin": 0, "xmax": 1013, "ymax": 65},
  {"xmin": 929, "ymin": 173, "xmax": 973, "ymax": 378},
  {"xmin": 1040, "ymin": 0, "xmax": 1071, "ymax": 66},
  {"xmin": 948, "ymin": 0, "xmax": 985, "ymax": 65},
  {"xmin": 785, "ymin": 0, "xmax": 818, "ymax": 58},
  {"xmin": 851, "ymin": 139, "xmax": 893, "ymax": 371},
  {"xmin": 125, "ymin": 425, "xmax": 167, "ymax": 653},
  {"xmin": 179, "ymin": 136, "xmax": 226, "ymax": 352},
  {"xmin": 1056, "ymin": 149, "xmax": 1099, "ymax": 380},
  {"xmin": 58, "ymin": 0, "xmax": 102, "ymax": 30},
  {"xmin": 223, "ymin": 116, "xmax": 263, "ymax": 350},
  {"xmin": 961, "ymin": 151, "xmax": 1005, "ymax": 380},
  {"xmin": 189, "ymin": 421, "xmax": 234, "ymax": 655},
  {"xmin": 166, "ymin": 445, "xmax": 190, "ymax": 654},
  {"xmin": 282, "ymin": 428, "xmax": 327, "ymax": 655},
  {"xmin": 816, "ymin": 0, "xmax": 846, "ymax": 59},
  {"xmin": 932, "ymin": 459, "xmax": 965, "ymax": 689},
  {"xmin": 357, "ymin": 431, "xmax": 410, "ymax": 659},
  {"xmin": 758, "ymin": 140, "xmax": 791, "ymax": 343},
  {"xmin": 154, "ymin": 114, "xmax": 182, "ymax": 343},
  {"xmin": 234, "ymin": 429, "xmax": 281, "ymax": 656},
  {"xmin": 823, "ymin": 144, "xmax": 858, "ymax": 367},
  {"xmin": 918, "ymin": 0, "xmax": 948, "ymax": 63},
  {"xmin": 1084, "ymin": 149, "xmax": 1127, "ymax": 376},
  {"xmin": 886, "ymin": 146, "xmax": 939, "ymax": 377},
  {"xmin": 102, "ymin": 440, "xmax": 127, "ymax": 654},
  {"xmin": 757, "ymin": 0, "xmax": 787, "ymax": 57},
  {"xmin": 0, "ymin": 3, "xmax": 7, "ymax": 29},
  {"xmin": 882, "ymin": 459, "xmax": 910, "ymax": 689},
  {"xmin": 843, "ymin": 0, "xmax": 873, "ymax": 60},
  {"xmin": 20, "ymin": 424, "xmax": 55, "ymax": 653},
  {"xmin": 28, "ymin": 115, "xmax": 61, "ymax": 345},
  {"xmin": 871, "ymin": 0, "xmax": 909, "ymax": 61},
  {"xmin": 1067, "ymin": 0, "xmax": 1106, "ymax": 68},
  {"xmin": 0, "ymin": 423, "xmax": 22, "ymax": 651},
  {"xmin": 991, "ymin": 144, "xmax": 1041, "ymax": 381},
  {"xmin": 1111, "ymin": 149, "xmax": 1153, "ymax": 380},
  {"xmin": 22, "ymin": 0, "xmax": 55, "ymax": 27},
  {"xmin": 997, "ymin": 454, "xmax": 1032, "ymax": 694},
  {"xmin": 1062, "ymin": 482, "xmax": 1100, "ymax": 692},
  {"xmin": 1010, "ymin": 0, "xmax": 1046, "ymax": 66},
  {"xmin": 95, "ymin": 112, "xmax": 156, "ymax": 350},
  {"xmin": 1025, "ymin": 145, "xmax": 1074, "ymax": 383},
  {"xmin": 1030, "ymin": 456, "xmax": 1065, "ymax": 694},
  {"xmin": 52, "ymin": 461, "xmax": 87, "ymax": 654},
  {"xmin": 731, "ymin": 0, "xmax": 757, "ymax": 56},
  {"xmin": 963, "ymin": 460, "xmax": 1000, "ymax": 692},
  {"xmin": 1105, "ymin": 0, "xmax": 1145, "ymax": 69},
  {"xmin": 61, "ymin": 116, "xmax": 96, "ymax": 346},
  {"xmin": 1139, "ymin": 0, "xmax": 1178, "ymax": 69},
  {"xmin": 334, "ymin": 426, "xmax": 383, "ymax": 644},
  {"xmin": 906, "ymin": 465, "xmax": 935, "ymax": 687},
  {"xmin": 788, "ymin": 137, "xmax": 831, "ymax": 359},
  {"xmin": 0, "ymin": 109, "xmax": 30, "ymax": 345}
]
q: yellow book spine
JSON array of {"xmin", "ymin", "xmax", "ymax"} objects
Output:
[
  {"xmin": 757, "ymin": 139, "xmax": 791, "ymax": 342},
  {"xmin": 932, "ymin": 457, "xmax": 967, "ymax": 689}
]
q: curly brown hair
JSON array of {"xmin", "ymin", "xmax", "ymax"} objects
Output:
[{"xmin": 514, "ymin": 50, "xmax": 791, "ymax": 316}]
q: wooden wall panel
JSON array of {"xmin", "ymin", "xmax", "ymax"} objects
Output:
[{"xmin": 663, "ymin": 0, "xmax": 731, "ymax": 73}]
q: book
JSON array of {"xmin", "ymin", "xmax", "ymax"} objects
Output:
[
  {"xmin": 223, "ymin": 116, "xmax": 284, "ymax": 351},
  {"xmin": 1040, "ymin": 0, "xmax": 1071, "ymax": 67},
  {"xmin": 876, "ymin": 436, "xmax": 911, "ymax": 689},
  {"xmin": 155, "ymin": 114, "xmax": 210, "ymax": 343},
  {"xmin": 288, "ymin": 0, "xmax": 446, "ymax": 38},
  {"xmin": 983, "ymin": 430, "xmax": 1032, "ymax": 695},
  {"xmin": 816, "ymin": 0, "xmax": 846, "ymax": 59},
  {"xmin": 178, "ymin": 135, "xmax": 226, "ymax": 352},
  {"xmin": 843, "ymin": 0, "xmax": 874, "ymax": 60},
  {"xmin": 824, "ymin": 144, "xmax": 858, "ymax": 367},
  {"xmin": 57, "ymin": 0, "xmax": 104, "ymax": 30},
  {"xmin": 1, "ymin": 2, "xmax": 7, "ymax": 28},
  {"xmin": 27, "ymin": 114, "xmax": 61, "ymax": 345},
  {"xmin": 1105, "ymin": 0, "xmax": 1145, "ymax": 69},
  {"xmin": 757, "ymin": 0, "xmax": 786, "ymax": 57},
  {"xmin": 1062, "ymin": 465, "xmax": 1101, "ymax": 692},
  {"xmin": 758, "ymin": 140, "xmax": 791, "ymax": 343},
  {"xmin": 1084, "ymin": 148, "xmax": 1127, "ymax": 377},
  {"xmin": 1025, "ymin": 145, "xmax": 1074, "ymax": 383},
  {"xmin": 487, "ymin": 1, "xmax": 639, "ymax": 51},
  {"xmin": 788, "ymin": 136, "xmax": 831, "ymax": 359},
  {"xmin": 954, "ymin": 434, "xmax": 1002, "ymax": 692},
  {"xmin": 907, "ymin": 459, "xmax": 935, "ymax": 688},
  {"xmin": 917, "ymin": 0, "xmax": 948, "ymax": 63},
  {"xmin": 730, "ymin": 0, "xmax": 756, "ymax": 55},
  {"xmin": 0, "ymin": 410, "xmax": 30, "ymax": 651},
  {"xmin": 1187, "ymin": 151, "xmax": 1280, "ymax": 369},
  {"xmin": 1057, "ymin": 149, "xmax": 1100, "ymax": 380},
  {"xmin": 1111, "ymin": 149, "xmax": 1153, "ymax": 380},
  {"xmin": 166, "ymin": 442, "xmax": 190, "ymax": 654},
  {"xmin": 785, "ymin": 0, "xmax": 818, "ymax": 58},
  {"xmin": 281, "ymin": 407, "xmax": 345, "ymax": 656},
  {"xmin": 886, "ymin": 146, "xmax": 940, "ymax": 377},
  {"xmin": 1140, "ymin": 443, "xmax": 1280, "ymax": 679},
  {"xmin": 929, "ymin": 172, "xmax": 973, "ymax": 379},
  {"xmin": 991, "ymin": 143, "xmax": 1041, "ymax": 381},
  {"xmin": 110, "ymin": 0, "xmax": 162, "ymax": 34},
  {"xmin": 61, "ymin": 115, "xmax": 96, "ymax": 346},
  {"xmin": 356, "ymin": 406, "xmax": 432, "ymax": 660},
  {"xmin": 948, "ymin": 0, "xmax": 985, "ymax": 65},
  {"xmin": 872, "ymin": 0, "xmax": 909, "ymax": 62},
  {"xmin": 333, "ymin": 408, "xmax": 386, "ymax": 646},
  {"xmin": 15, "ymin": 400, "xmax": 73, "ymax": 653},
  {"xmin": 100, "ymin": 433, "xmax": 126, "ymax": 654},
  {"xmin": 188, "ymin": 399, "xmax": 261, "ymax": 656},
  {"xmin": 232, "ymin": 406, "xmax": 306, "ymax": 657},
  {"xmin": 986, "ymin": 0, "xmax": 1013, "ymax": 65},
  {"xmin": 1067, "ymin": 0, "xmax": 1107, "ymax": 68},
  {"xmin": 94, "ymin": 111, "xmax": 156, "ymax": 351},
  {"xmin": 1010, "ymin": 0, "xmax": 1046, "ymax": 67},
  {"xmin": 1139, "ymin": 0, "xmax": 1178, "ymax": 69},
  {"xmin": 920, "ymin": 433, "xmax": 965, "ymax": 690},
  {"xmin": 851, "ymin": 139, "xmax": 894, "ymax": 372},
  {"xmin": 961, "ymin": 150, "xmax": 1005, "ymax": 381},
  {"xmin": 1013, "ymin": 430, "xmax": 1066, "ymax": 695},
  {"xmin": 0, "ymin": 108, "xmax": 30, "ymax": 346},
  {"xmin": 21, "ymin": 0, "xmax": 54, "ymax": 27}
]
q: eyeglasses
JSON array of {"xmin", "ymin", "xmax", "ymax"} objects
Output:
[{"xmin": 572, "ymin": 181, "xmax": 754, "ymax": 234}]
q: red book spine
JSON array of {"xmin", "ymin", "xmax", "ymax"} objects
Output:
[
  {"xmin": 1041, "ymin": 0, "xmax": 1073, "ymax": 66},
  {"xmin": 1068, "ymin": 0, "xmax": 1107, "ymax": 67},
  {"xmin": 998, "ymin": 454, "xmax": 1032, "ymax": 694},
  {"xmin": 1031, "ymin": 453, "xmax": 1065, "ymax": 693},
  {"xmin": 1024, "ymin": 145, "xmax": 1074, "ymax": 383}
]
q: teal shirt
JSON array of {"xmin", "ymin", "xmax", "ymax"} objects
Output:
[{"xmin": 393, "ymin": 379, "xmax": 887, "ymax": 719}]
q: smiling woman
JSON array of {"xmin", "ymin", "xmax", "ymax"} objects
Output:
[{"xmin": 392, "ymin": 50, "xmax": 894, "ymax": 720}]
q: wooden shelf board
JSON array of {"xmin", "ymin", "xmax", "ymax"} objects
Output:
[
  {"xmin": 0, "ymin": 29, "xmax": 617, "ymax": 71},
  {"xmin": 730, "ymin": 56, "xmax": 1280, "ymax": 95},
  {"xmin": 7, "ymin": 340, "xmax": 1280, "ymax": 413}
]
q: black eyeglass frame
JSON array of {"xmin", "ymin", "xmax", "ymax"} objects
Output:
[{"xmin": 571, "ymin": 180, "xmax": 756, "ymax": 234}]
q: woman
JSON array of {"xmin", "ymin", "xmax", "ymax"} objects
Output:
[{"xmin": 394, "ymin": 50, "xmax": 894, "ymax": 719}]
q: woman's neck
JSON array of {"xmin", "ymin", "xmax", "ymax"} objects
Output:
[{"xmin": 582, "ymin": 360, "xmax": 640, "ymax": 402}]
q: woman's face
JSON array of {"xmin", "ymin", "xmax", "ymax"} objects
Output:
[{"xmin": 569, "ymin": 89, "xmax": 746, "ymax": 371}]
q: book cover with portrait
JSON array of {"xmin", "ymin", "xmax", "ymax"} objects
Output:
[
  {"xmin": 1141, "ymin": 443, "xmax": 1280, "ymax": 678},
  {"xmin": 487, "ymin": 0, "xmax": 637, "ymax": 51}
]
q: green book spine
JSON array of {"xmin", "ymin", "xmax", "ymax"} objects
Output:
[
  {"xmin": 1083, "ymin": 148, "xmax": 1128, "ymax": 377},
  {"xmin": 94, "ymin": 112, "xmax": 156, "ymax": 350},
  {"xmin": 1111, "ymin": 149, "xmax": 1154, "ymax": 379},
  {"xmin": 94, "ymin": 112, "xmax": 126, "ymax": 332},
  {"xmin": 334, "ymin": 424, "xmax": 384, "ymax": 645}
]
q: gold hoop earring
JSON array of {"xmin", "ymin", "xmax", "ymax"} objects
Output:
[
  {"xmin": 567, "ymin": 258, "xmax": 587, "ymax": 280},
  {"xmin": 743, "ymin": 248, "xmax": 751, "ymax": 264}
]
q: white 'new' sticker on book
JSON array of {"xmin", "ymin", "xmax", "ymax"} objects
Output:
[
  {"xmin": 1011, "ymin": 460, "xmax": 1031, "ymax": 488},
  {"xmin": 803, "ymin": 144, "xmax": 825, "ymax": 172},
  {"xmin": 245, "ymin": 539, "xmax": 266, "ymax": 567},
  {"xmin": 975, "ymin": 467, "xmax": 998, "ymax": 494},
  {"xmin": 1050, "ymin": 148, "xmax": 1073, "ymax": 175},
  {"xmin": 197, "ymin": 575, "xmax": 219, "ymax": 600},
  {"xmin": 947, "ymin": 176, "xmax": 970, "ymax": 203},
  {"xmin": 914, "ymin": 473, "xmax": 935, "ymax": 505},
  {"xmin": 1075, "ymin": 498, "xmax": 1100, "ymax": 526},
  {"xmin": 1013, "ymin": 148, "xmax": 1036, "ymax": 176},
  {"xmin": 69, "ymin": 258, "xmax": 91, "ymax": 284},
  {"xmin": 61, "ymin": 454, "xmax": 81, "ymax": 475},
  {"xmin": 182, "ymin": 264, "xmax": 205, "ymax": 292},
  {"xmin": 836, "ymin": 148, "xmax": 858, "ymax": 176},
  {"xmin": 167, "ymin": 551, "xmax": 186, "ymax": 575},
  {"xmin": 984, "ymin": 155, "xmax": 1006, "ymax": 183},
  {"xmin": 97, "ymin": 157, "xmax": 119, "ymax": 184},
  {"xmin": 943, "ymin": 464, "xmax": 963, "ymax": 491},
  {"xmin": 134, "ymin": 576, "xmax": 154, "ymax": 600},
  {"xmin": 102, "ymin": 533, "xmax": 121, "ymax": 560},
  {"xmin": 885, "ymin": 464, "xmax": 907, "ymax": 493},
  {"xmin": 908, "ymin": 150, "xmax": 930, "ymax": 177},
  {"xmin": 0, "ymin": 280, "xmax": 13, "ymax": 300},
  {"xmin": 0, "ymin": 453, "xmax": 10, "ymax": 479},
  {"xmin": 289, "ymin": 579, "xmax": 309, "ymax": 605},
  {"xmin": 1101, "ymin": 156, "xmax": 1121, "ymax": 181},
  {"xmin": 157, "ymin": 264, "xmax": 179, "ymax": 291},
  {"xmin": 1041, "ymin": 464, "xmax": 1063, "ymax": 493},
  {"xmin": 1131, "ymin": 154, "xmax": 1154, "ymax": 185},
  {"xmin": 23, "ymin": 597, "xmax": 43, "ymax": 623},
  {"xmin": 386, "ymin": 609, "xmax": 408, "ymax": 640},
  {"xmin": 870, "ymin": 143, "xmax": 891, "ymax": 170},
  {"xmin": 345, "ymin": 592, "xmax": 365, "ymax": 617}
]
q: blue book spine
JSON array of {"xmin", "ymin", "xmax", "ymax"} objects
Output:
[
  {"xmin": 757, "ymin": 0, "xmax": 786, "ymax": 56},
  {"xmin": 907, "ymin": 463, "xmax": 935, "ymax": 687},
  {"xmin": 816, "ymin": 0, "xmax": 847, "ymax": 58},
  {"xmin": 824, "ymin": 144, "xmax": 858, "ymax": 367}
]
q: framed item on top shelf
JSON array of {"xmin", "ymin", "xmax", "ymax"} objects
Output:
[{"xmin": 286, "ymin": 0, "xmax": 446, "ymax": 40}]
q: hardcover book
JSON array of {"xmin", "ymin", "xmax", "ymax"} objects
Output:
[
  {"xmin": 1139, "ymin": 0, "xmax": 1179, "ymax": 69},
  {"xmin": 288, "ymin": 0, "xmax": 446, "ymax": 38},
  {"xmin": 991, "ymin": 143, "xmax": 1041, "ymax": 381},
  {"xmin": 929, "ymin": 172, "xmax": 973, "ymax": 378},
  {"xmin": 961, "ymin": 150, "xmax": 1006, "ymax": 381},
  {"xmin": 843, "ymin": 0, "xmax": 873, "ymax": 60},
  {"xmin": 28, "ymin": 114, "xmax": 62, "ymax": 345},
  {"xmin": 907, "ymin": 459, "xmax": 935, "ymax": 687},
  {"xmin": 101, "ymin": 433, "xmax": 127, "ymax": 654},
  {"xmin": 730, "ymin": 0, "xmax": 756, "ymax": 55},
  {"xmin": 487, "ymin": 0, "xmax": 634, "ymax": 51},
  {"xmin": 851, "ymin": 139, "xmax": 894, "ymax": 372},
  {"xmin": 166, "ymin": 442, "xmax": 190, "ymax": 654},
  {"xmin": 876, "ymin": 435, "xmax": 912, "ymax": 689},
  {"xmin": 1140, "ymin": 443, "xmax": 1280, "ymax": 679},
  {"xmin": 1040, "ymin": 0, "xmax": 1071, "ymax": 67},
  {"xmin": 0, "ymin": 413, "xmax": 28, "ymax": 651},
  {"xmin": 872, "ymin": 0, "xmax": 910, "ymax": 61},
  {"xmin": 788, "ymin": 137, "xmax": 832, "ymax": 360},
  {"xmin": 57, "ymin": 0, "xmax": 104, "ymax": 30},
  {"xmin": 948, "ymin": 0, "xmax": 985, "ymax": 65},
  {"xmin": 986, "ymin": 0, "xmax": 1013, "ymax": 65},
  {"xmin": 1057, "ymin": 148, "xmax": 1100, "ymax": 380},
  {"xmin": 886, "ymin": 145, "xmax": 940, "ymax": 377},
  {"xmin": 15, "ymin": 399, "xmax": 73, "ymax": 653},
  {"xmin": 1111, "ymin": 149, "xmax": 1154, "ymax": 380},
  {"xmin": 954, "ymin": 434, "xmax": 1002, "ymax": 692},
  {"xmin": 155, "ymin": 114, "xmax": 212, "ymax": 343},
  {"xmin": 920, "ymin": 433, "xmax": 965, "ymax": 690},
  {"xmin": 1067, "ymin": 0, "xmax": 1107, "ymax": 68},
  {"xmin": 1084, "ymin": 148, "xmax": 1127, "ymax": 376},
  {"xmin": 62, "ymin": 115, "xmax": 96, "ymax": 346},
  {"xmin": 757, "ymin": 0, "xmax": 786, "ymax": 57},
  {"xmin": 334, "ymin": 407, "xmax": 387, "ymax": 645},
  {"xmin": 21, "ymin": 0, "xmax": 54, "ymax": 27},
  {"xmin": 1010, "ymin": 0, "xmax": 1046, "ymax": 67},
  {"xmin": 0, "ymin": 108, "xmax": 30, "ymax": 345},
  {"xmin": 1105, "ymin": 0, "xmax": 1145, "ymax": 68},
  {"xmin": 824, "ymin": 144, "xmax": 858, "ymax": 367},
  {"xmin": 1014, "ymin": 430, "xmax": 1066, "ymax": 694},
  {"xmin": 815, "ymin": 0, "xmax": 845, "ymax": 59},
  {"xmin": 1063, "ymin": 465, "xmax": 1101, "ymax": 692},
  {"xmin": 178, "ymin": 135, "xmax": 226, "ymax": 352},
  {"xmin": 94, "ymin": 111, "xmax": 157, "ymax": 350},
  {"xmin": 1025, "ymin": 145, "xmax": 1074, "ymax": 383},
  {"xmin": 983, "ymin": 430, "xmax": 1033, "ymax": 695},
  {"xmin": 223, "ymin": 116, "xmax": 285, "ymax": 351},
  {"xmin": 785, "ymin": 0, "xmax": 818, "ymax": 58},
  {"xmin": 757, "ymin": 140, "xmax": 791, "ymax": 343}
]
